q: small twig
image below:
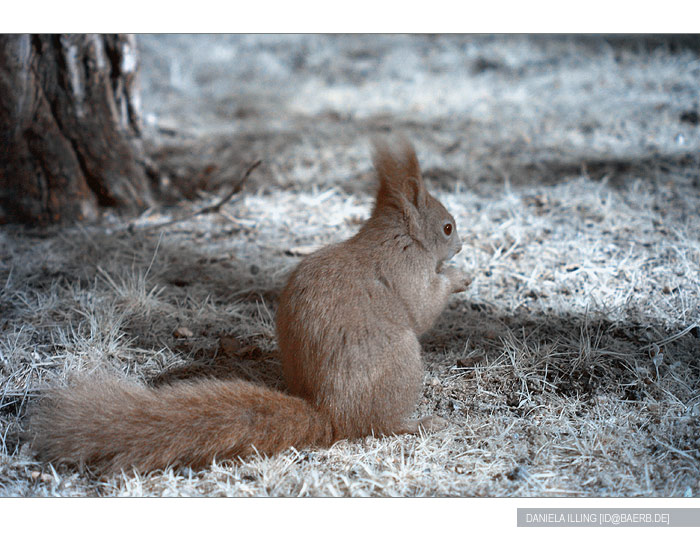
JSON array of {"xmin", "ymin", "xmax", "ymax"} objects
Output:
[
  {"xmin": 195, "ymin": 159, "xmax": 262, "ymax": 216},
  {"xmin": 128, "ymin": 159, "xmax": 262, "ymax": 232}
]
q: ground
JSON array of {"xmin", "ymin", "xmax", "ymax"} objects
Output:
[{"xmin": 1, "ymin": 35, "xmax": 699, "ymax": 497}]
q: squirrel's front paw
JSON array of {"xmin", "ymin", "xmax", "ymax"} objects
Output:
[{"xmin": 440, "ymin": 267, "xmax": 472, "ymax": 293}]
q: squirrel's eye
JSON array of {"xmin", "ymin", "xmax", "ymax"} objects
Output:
[{"xmin": 443, "ymin": 223, "xmax": 453, "ymax": 236}]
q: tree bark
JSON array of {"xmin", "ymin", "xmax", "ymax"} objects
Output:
[{"xmin": 0, "ymin": 34, "xmax": 155, "ymax": 225}]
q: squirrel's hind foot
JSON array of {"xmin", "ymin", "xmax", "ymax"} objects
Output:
[{"xmin": 394, "ymin": 414, "xmax": 449, "ymax": 436}]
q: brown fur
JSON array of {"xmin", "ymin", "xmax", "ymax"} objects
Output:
[{"xmin": 29, "ymin": 139, "xmax": 471, "ymax": 472}]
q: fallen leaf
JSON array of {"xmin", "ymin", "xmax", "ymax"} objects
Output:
[
  {"xmin": 173, "ymin": 326, "xmax": 194, "ymax": 338},
  {"xmin": 219, "ymin": 336, "xmax": 241, "ymax": 357}
]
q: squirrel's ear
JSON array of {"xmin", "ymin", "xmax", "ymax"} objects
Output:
[
  {"xmin": 371, "ymin": 137, "xmax": 426, "ymax": 209},
  {"xmin": 405, "ymin": 175, "xmax": 427, "ymax": 210},
  {"xmin": 396, "ymin": 136, "xmax": 427, "ymax": 209}
]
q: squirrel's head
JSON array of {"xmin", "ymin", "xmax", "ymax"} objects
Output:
[{"xmin": 371, "ymin": 137, "xmax": 462, "ymax": 263}]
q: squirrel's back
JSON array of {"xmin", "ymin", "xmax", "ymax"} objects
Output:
[{"xmin": 277, "ymin": 234, "xmax": 426, "ymax": 438}]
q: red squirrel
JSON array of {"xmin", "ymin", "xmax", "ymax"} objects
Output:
[{"xmin": 29, "ymin": 138, "xmax": 472, "ymax": 472}]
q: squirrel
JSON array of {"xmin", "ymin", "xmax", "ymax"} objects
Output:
[{"xmin": 28, "ymin": 138, "xmax": 472, "ymax": 473}]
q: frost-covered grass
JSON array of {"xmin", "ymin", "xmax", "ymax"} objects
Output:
[{"xmin": 1, "ymin": 35, "xmax": 699, "ymax": 497}]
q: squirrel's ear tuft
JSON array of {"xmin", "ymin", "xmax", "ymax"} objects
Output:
[
  {"xmin": 371, "ymin": 136, "xmax": 425, "ymax": 209},
  {"xmin": 394, "ymin": 135, "xmax": 421, "ymax": 183}
]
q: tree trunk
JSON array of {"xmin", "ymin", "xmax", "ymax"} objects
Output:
[{"xmin": 0, "ymin": 34, "xmax": 155, "ymax": 225}]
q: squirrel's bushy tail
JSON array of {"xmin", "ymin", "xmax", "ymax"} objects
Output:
[{"xmin": 29, "ymin": 376, "xmax": 334, "ymax": 472}]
